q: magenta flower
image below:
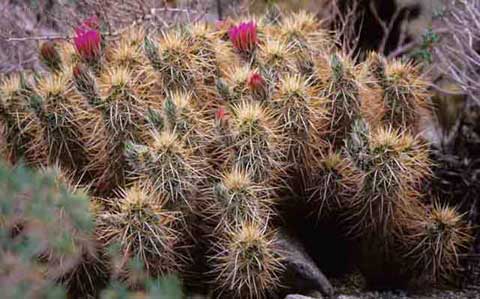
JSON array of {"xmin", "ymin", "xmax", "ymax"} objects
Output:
[
  {"xmin": 74, "ymin": 17, "xmax": 102, "ymax": 62},
  {"xmin": 229, "ymin": 21, "xmax": 257, "ymax": 53}
]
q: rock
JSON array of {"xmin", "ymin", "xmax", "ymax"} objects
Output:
[
  {"xmin": 306, "ymin": 291, "xmax": 324, "ymax": 298},
  {"xmin": 277, "ymin": 231, "xmax": 334, "ymax": 297},
  {"xmin": 285, "ymin": 295, "xmax": 322, "ymax": 299}
]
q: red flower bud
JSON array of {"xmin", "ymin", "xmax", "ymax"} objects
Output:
[
  {"xmin": 248, "ymin": 72, "xmax": 265, "ymax": 92},
  {"xmin": 229, "ymin": 21, "xmax": 257, "ymax": 54},
  {"xmin": 40, "ymin": 41, "xmax": 61, "ymax": 71},
  {"xmin": 72, "ymin": 63, "xmax": 87, "ymax": 79},
  {"xmin": 215, "ymin": 106, "xmax": 227, "ymax": 121}
]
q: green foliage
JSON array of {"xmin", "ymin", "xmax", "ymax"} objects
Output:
[
  {"xmin": 0, "ymin": 162, "xmax": 184, "ymax": 298},
  {"xmin": 0, "ymin": 162, "xmax": 92, "ymax": 298},
  {"xmin": 101, "ymin": 276, "xmax": 183, "ymax": 299},
  {"xmin": 411, "ymin": 28, "xmax": 440, "ymax": 63}
]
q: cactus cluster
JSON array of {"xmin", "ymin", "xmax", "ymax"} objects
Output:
[{"xmin": 0, "ymin": 10, "xmax": 473, "ymax": 298}]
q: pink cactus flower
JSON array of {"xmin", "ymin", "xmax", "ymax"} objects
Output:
[
  {"xmin": 74, "ymin": 17, "xmax": 102, "ymax": 62},
  {"xmin": 229, "ymin": 21, "xmax": 257, "ymax": 53},
  {"xmin": 248, "ymin": 72, "xmax": 265, "ymax": 91}
]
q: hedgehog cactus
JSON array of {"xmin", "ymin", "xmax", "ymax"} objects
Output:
[
  {"xmin": 400, "ymin": 203, "xmax": 473, "ymax": 284},
  {"xmin": 0, "ymin": 75, "xmax": 46, "ymax": 166},
  {"xmin": 211, "ymin": 221, "xmax": 284, "ymax": 299},
  {"xmin": 125, "ymin": 130, "xmax": 205, "ymax": 208},
  {"xmin": 307, "ymin": 150, "xmax": 363, "ymax": 218},
  {"xmin": 347, "ymin": 127, "xmax": 431, "ymax": 236},
  {"xmin": 85, "ymin": 65, "xmax": 157, "ymax": 193},
  {"xmin": 275, "ymin": 11, "xmax": 330, "ymax": 74},
  {"xmin": 186, "ymin": 24, "xmax": 217, "ymax": 79},
  {"xmin": 97, "ymin": 186, "xmax": 182, "ymax": 281},
  {"xmin": 146, "ymin": 31, "xmax": 196, "ymax": 92},
  {"xmin": 273, "ymin": 74, "xmax": 328, "ymax": 163},
  {"xmin": 34, "ymin": 73, "xmax": 92, "ymax": 173},
  {"xmin": 205, "ymin": 168, "xmax": 274, "ymax": 231},
  {"xmin": 257, "ymin": 39, "xmax": 296, "ymax": 80},
  {"xmin": 0, "ymin": 10, "xmax": 474, "ymax": 298},
  {"xmin": 315, "ymin": 53, "xmax": 364, "ymax": 146},
  {"xmin": 364, "ymin": 55, "xmax": 431, "ymax": 132},
  {"xmin": 161, "ymin": 90, "xmax": 210, "ymax": 149},
  {"xmin": 220, "ymin": 101, "xmax": 286, "ymax": 184}
]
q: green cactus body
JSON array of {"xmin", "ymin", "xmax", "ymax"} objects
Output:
[
  {"xmin": 0, "ymin": 75, "xmax": 46, "ymax": 166},
  {"xmin": 35, "ymin": 73, "xmax": 90, "ymax": 172}
]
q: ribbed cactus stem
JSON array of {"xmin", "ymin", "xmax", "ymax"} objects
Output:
[
  {"xmin": 40, "ymin": 41, "xmax": 63, "ymax": 73},
  {"xmin": 0, "ymin": 75, "xmax": 44, "ymax": 165},
  {"xmin": 380, "ymin": 60, "xmax": 431, "ymax": 132},
  {"xmin": 163, "ymin": 96, "xmax": 177, "ymax": 128},
  {"xmin": 125, "ymin": 131, "xmax": 204, "ymax": 208},
  {"xmin": 147, "ymin": 31, "xmax": 195, "ymax": 92},
  {"xmin": 35, "ymin": 75, "xmax": 88, "ymax": 171},
  {"xmin": 146, "ymin": 107, "xmax": 165, "ymax": 132},
  {"xmin": 97, "ymin": 185, "xmax": 182, "ymax": 279},
  {"xmin": 73, "ymin": 63, "xmax": 102, "ymax": 110},
  {"xmin": 226, "ymin": 101, "xmax": 285, "ymax": 183},
  {"xmin": 400, "ymin": 203, "xmax": 473, "ymax": 284},
  {"xmin": 274, "ymin": 74, "xmax": 327, "ymax": 159},
  {"xmin": 144, "ymin": 35, "xmax": 161, "ymax": 69},
  {"xmin": 216, "ymin": 78, "xmax": 231, "ymax": 101},
  {"xmin": 317, "ymin": 53, "xmax": 362, "ymax": 147},
  {"xmin": 308, "ymin": 150, "xmax": 363, "ymax": 218},
  {"xmin": 347, "ymin": 127, "xmax": 431, "ymax": 237},
  {"xmin": 207, "ymin": 168, "xmax": 273, "ymax": 231},
  {"xmin": 211, "ymin": 221, "xmax": 284, "ymax": 299}
]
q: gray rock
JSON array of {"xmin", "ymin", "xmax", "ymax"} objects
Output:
[
  {"xmin": 285, "ymin": 295, "xmax": 322, "ymax": 299},
  {"xmin": 306, "ymin": 291, "xmax": 325, "ymax": 298},
  {"xmin": 277, "ymin": 231, "xmax": 334, "ymax": 297}
]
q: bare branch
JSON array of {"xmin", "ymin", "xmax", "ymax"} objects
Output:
[
  {"xmin": 433, "ymin": 0, "xmax": 480, "ymax": 103},
  {"xmin": 369, "ymin": 1, "xmax": 405, "ymax": 54},
  {"xmin": 1, "ymin": 6, "xmax": 206, "ymax": 43},
  {"xmin": 2, "ymin": 35, "xmax": 72, "ymax": 42}
]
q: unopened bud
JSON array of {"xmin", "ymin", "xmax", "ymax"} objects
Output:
[{"xmin": 40, "ymin": 41, "xmax": 62, "ymax": 72}]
